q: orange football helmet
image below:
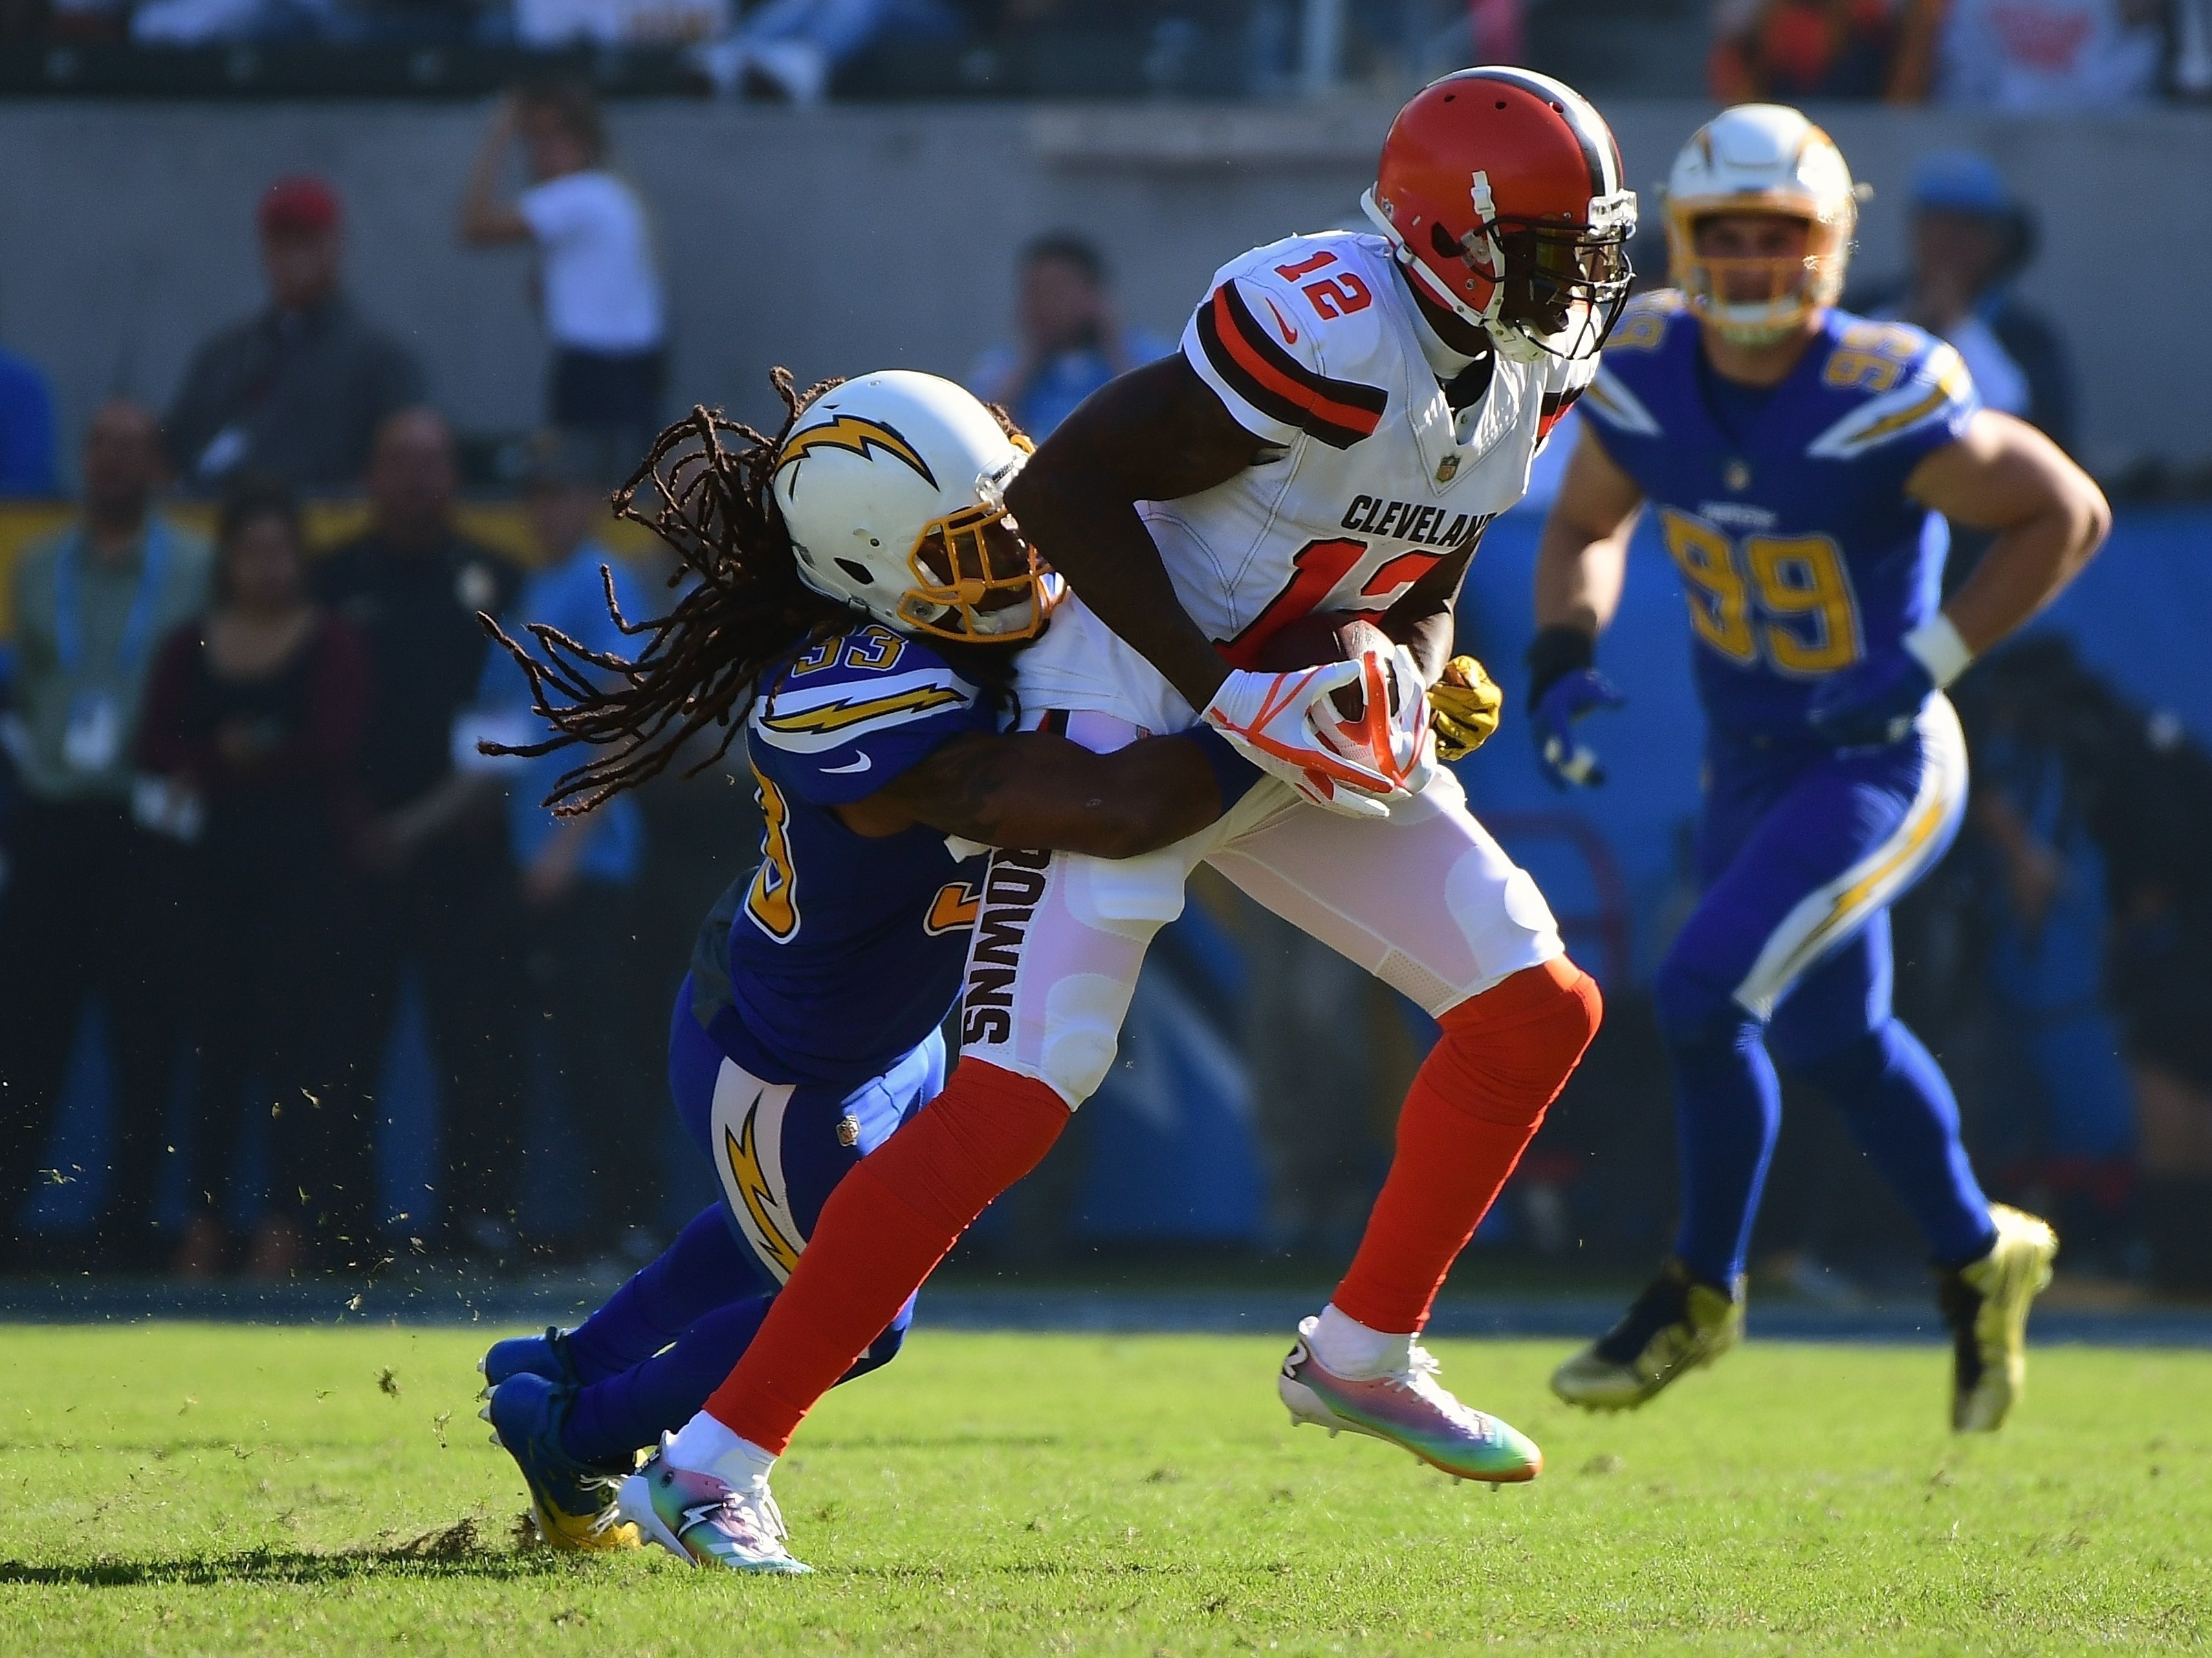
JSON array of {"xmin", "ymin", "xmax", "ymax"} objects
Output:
[{"xmin": 1361, "ymin": 67, "xmax": 1636, "ymax": 363}]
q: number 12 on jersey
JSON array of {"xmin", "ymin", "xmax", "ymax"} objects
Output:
[{"xmin": 1658, "ymin": 509, "xmax": 1862, "ymax": 676}]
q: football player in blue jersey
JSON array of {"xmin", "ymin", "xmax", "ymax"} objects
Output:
[
  {"xmin": 1529, "ymin": 106, "xmax": 2109, "ymax": 1430},
  {"xmin": 472, "ymin": 369, "xmax": 1257, "ymax": 1569}
]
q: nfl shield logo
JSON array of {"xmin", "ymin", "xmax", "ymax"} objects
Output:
[
  {"xmin": 836, "ymin": 1114, "xmax": 862, "ymax": 1148},
  {"xmin": 1436, "ymin": 454, "xmax": 1460, "ymax": 483}
]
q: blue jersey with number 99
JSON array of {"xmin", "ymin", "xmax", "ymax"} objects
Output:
[
  {"xmin": 1579, "ymin": 294, "xmax": 1980, "ymax": 744},
  {"xmin": 687, "ymin": 621, "xmax": 997, "ymax": 1091}
]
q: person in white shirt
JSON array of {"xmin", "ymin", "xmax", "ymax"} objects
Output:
[{"xmin": 461, "ymin": 82, "xmax": 668, "ymax": 444}]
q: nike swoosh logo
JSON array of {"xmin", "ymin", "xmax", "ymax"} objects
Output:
[
  {"xmin": 1264, "ymin": 297, "xmax": 1299, "ymax": 344},
  {"xmin": 821, "ymin": 753, "xmax": 872, "ymax": 774}
]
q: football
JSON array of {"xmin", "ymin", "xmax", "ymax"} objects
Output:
[{"xmin": 1251, "ymin": 610, "xmax": 1393, "ymax": 719}]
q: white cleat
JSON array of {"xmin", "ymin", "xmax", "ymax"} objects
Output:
[
  {"xmin": 1278, "ymin": 1316, "xmax": 1542, "ymax": 1483},
  {"xmin": 615, "ymin": 1436, "xmax": 811, "ymax": 1574}
]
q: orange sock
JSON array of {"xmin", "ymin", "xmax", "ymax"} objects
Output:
[
  {"xmin": 705, "ymin": 1059, "xmax": 1067, "ymax": 1454},
  {"xmin": 1332, "ymin": 957, "xmax": 1601, "ymax": 1334}
]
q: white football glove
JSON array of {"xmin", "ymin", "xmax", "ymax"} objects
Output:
[
  {"xmin": 1376, "ymin": 643, "xmax": 1437, "ymax": 797},
  {"xmin": 1202, "ymin": 653, "xmax": 1415, "ymax": 820}
]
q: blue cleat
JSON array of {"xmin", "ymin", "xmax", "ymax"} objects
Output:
[
  {"xmin": 481, "ymin": 1373, "xmax": 639, "ymax": 1551},
  {"xmin": 480, "ymin": 1326, "xmax": 581, "ymax": 1391}
]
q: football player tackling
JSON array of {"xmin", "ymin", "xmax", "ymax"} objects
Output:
[
  {"xmin": 474, "ymin": 370, "xmax": 1256, "ymax": 1570},
  {"xmin": 632, "ymin": 67, "xmax": 1632, "ymax": 1571},
  {"xmin": 1535, "ymin": 107, "xmax": 2108, "ymax": 1428}
]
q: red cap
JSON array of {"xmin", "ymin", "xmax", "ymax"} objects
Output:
[{"xmin": 258, "ymin": 175, "xmax": 340, "ymax": 237}]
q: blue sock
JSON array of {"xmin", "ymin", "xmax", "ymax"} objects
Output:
[
  {"xmin": 558, "ymin": 1294, "xmax": 917, "ymax": 1466},
  {"xmin": 562, "ymin": 1294, "xmax": 774, "ymax": 1466},
  {"xmin": 1797, "ymin": 1020, "xmax": 1997, "ymax": 1269},
  {"xmin": 1669, "ymin": 1013, "xmax": 1782, "ymax": 1287},
  {"xmin": 565, "ymin": 1206, "xmax": 758, "ymax": 1383}
]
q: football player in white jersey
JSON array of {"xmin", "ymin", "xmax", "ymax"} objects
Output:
[{"xmin": 640, "ymin": 69, "xmax": 1636, "ymax": 1542}]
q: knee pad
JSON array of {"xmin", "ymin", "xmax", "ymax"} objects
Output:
[{"xmin": 1426, "ymin": 958, "xmax": 1603, "ymax": 1128}]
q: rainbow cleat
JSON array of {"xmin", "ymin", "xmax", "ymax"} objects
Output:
[
  {"xmin": 1941, "ymin": 1204, "xmax": 2058, "ymax": 1433},
  {"xmin": 481, "ymin": 1373, "xmax": 638, "ymax": 1551},
  {"xmin": 615, "ymin": 1438, "xmax": 811, "ymax": 1574},
  {"xmin": 1278, "ymin": 1316, "xmax": 1543, "ymax": 1483}
]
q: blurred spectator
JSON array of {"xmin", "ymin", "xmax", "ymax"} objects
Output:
[
  {"xmin": 471, "ymin": 431, "xmax": 659, "ymax": 1257},
  {"xmin": 313, "ymin": 408, "xmax": 528, "ymax": 1262},
  {"xmin": 0, "ymin": 400, "xmax": 210, "ymax": 1270},
  {"xmin": 460, "ymin": 86, "xmax": 667, "ymax": 448},
  {"xmin": 688, "ymin": 0, "xmax": 964, "ymax": 103},
  {"xmin": 131, "ymin": 0, "xmax": 340, "ymax": 43},
  {"xmin": 165, "ymin": 177, "xmax": 428, "ymax": 492},
  {"xmin": 1891, "ymin": 0, "xmax": 2165, "ymax": 107},
  {"xmin": 514, "ymin": 0, "xmax": 729, "ymax": 46},
  {"xmin": 1858, "ymin": 151, "xmax": 2078, "ymax": 453},
  {"xmin": 1240, "ymin": 902, "xmax": 1384, "ymax": 1257},
  {"xmin": 1709, "ymin": 0, "xmax": 1900, "ymax": 100},
  {"xmin": 0, "ymin": 339, "xmax": 56, "ymax": 497},
  {"xmin": 137, "ymin": 478, "xmax": 371, "ymax": 1280},
  {"xmin": 969, "ymin": 233, "xmax": 1170, "ymax": 441},
  {"xmin": 1959, "ymin": 640, "xmax": 2138, "ymax": 1266}
]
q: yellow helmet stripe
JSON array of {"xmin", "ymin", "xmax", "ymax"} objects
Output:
[{"xmin": 776, "ymin": 414, "xmax": 937, "ymax": 489}]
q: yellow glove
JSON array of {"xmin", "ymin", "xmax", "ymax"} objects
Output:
[{"xmin": 1430, "ymin": 655, "xmax": 1502, "ymax": 761}]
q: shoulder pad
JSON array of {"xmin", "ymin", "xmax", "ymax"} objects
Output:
[
  {"xmin": 1581, "ymin": 362, "xmax": 1665, "ymax": 437},
  {"xmin": 749, "ymin": 626, "xmax": 979, "ymax": 757},
  {"xmin": 1184, "ymin": 232, "xmax": 1392, "ymax": 451},
  {"xmin": 1807, "ymin": 324, "xmax": 1978, "ymax": 461},
  {"xmin": 1606, "ymin": 289, "xmax": 1688, "ymax": 354}
]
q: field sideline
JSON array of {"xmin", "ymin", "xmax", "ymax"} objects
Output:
[{"xmin": 0, "ymin": 1325, "xmax": 2203, "ymax": 1655}]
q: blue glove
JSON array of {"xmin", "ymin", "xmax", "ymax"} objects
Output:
[
  {"xmin": 1805, "ymin": 648, "xmax": 1934, "ymax": 748},
  {"xmin": 1531, "ymin": 667, "xmax": 1628, "ymax": 788}
]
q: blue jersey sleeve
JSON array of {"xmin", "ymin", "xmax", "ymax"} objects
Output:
[
  {"xmin": 747, "ymin": 623, "xmax": 994, "ymax": 806},
  {"xmin": 1803, "ymin": 320, "xmax": 1980, "ymax": 475}
]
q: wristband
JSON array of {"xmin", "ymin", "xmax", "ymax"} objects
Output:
[
  {"xmin": 1181, "ymin": 722, "xmax": 1265, "ymax": 810},
  {"xmin": 1901, "ymin": 614, "xmax": 1973, "ymax": 689},
  {"xmin": 1525, "ymin": 624, "xmax": 1597, "ymax": 709}
]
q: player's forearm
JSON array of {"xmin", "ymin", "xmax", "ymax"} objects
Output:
[
  {"xmin": 1907, "ymin": 411, "xmax": 2110, "ymax": 660},
  {"xmin": 1380, "ymin": 546, "xmax": 1471, "ymax": 687},
  {"xmin": 1009, "ymin": 471, "xmax": 1230, "ymax": 709},
  {"xmin": 1533, "ymin": 518, "xmax": 1631, "ymax": 639},
  {"xmin": 1938, "ymin": 484, "xmax": 2108, "ymax": 656},
  {"xmin": 870, "ymin": 731, "xmax": 1222, "ymax": 859}
]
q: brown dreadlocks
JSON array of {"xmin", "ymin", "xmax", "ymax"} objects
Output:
[{"xmin": 484, "ymin": 368, "xmax": 1018, "ymax": 816}]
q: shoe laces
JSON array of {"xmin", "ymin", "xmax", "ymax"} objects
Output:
[
  {"xmin": 1389, "ymin": 1345, "xmax": 1489, "ymax": 1435},
  {"xmin": 694, "ymin": 1472, "xmax": 790, "ymax": 1547}
]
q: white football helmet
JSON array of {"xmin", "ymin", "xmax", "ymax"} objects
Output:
[
  {"xmin": 772, "ymin": 371, "xmax": 1062, "ymax": 644},
  {"xmin": 1664, "ymin": 104, "xmax": 1860, "ymax": 346}
]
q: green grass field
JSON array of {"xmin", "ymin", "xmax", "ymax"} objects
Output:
[{"xmin": 0, "ymin": 1325, "xmax": 2204, "ymax": 1656}]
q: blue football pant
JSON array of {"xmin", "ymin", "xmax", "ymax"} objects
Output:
[
  {"xmin": 1656, "ymin": 700, "xmax": 1997, "ymax": 1285},
  {"xmin": 558, "ymin": 984, "xmax": 939, "ymax": 1466}
]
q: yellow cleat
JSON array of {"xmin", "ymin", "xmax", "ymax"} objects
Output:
[
  {"xmin": 1940, "ymin": 1204, "xmax": 2058, "ymax": 1433},
  {"xmin": 1551, "ymin": 1259, "xmax": 1745, "ymax": 1411}
]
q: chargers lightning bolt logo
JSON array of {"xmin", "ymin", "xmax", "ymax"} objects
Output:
[
  {"xmin": 723, "ymin": 1094, "xmax": 802, "ymax": 1276},
  {"xmin": 776, "ymin": 414, "xmax": 938, "ymax": 493}
]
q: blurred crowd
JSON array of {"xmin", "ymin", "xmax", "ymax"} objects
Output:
[{"xmin": 4, "ymin": 1, "xmax": 2208, "ymax": 109}]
